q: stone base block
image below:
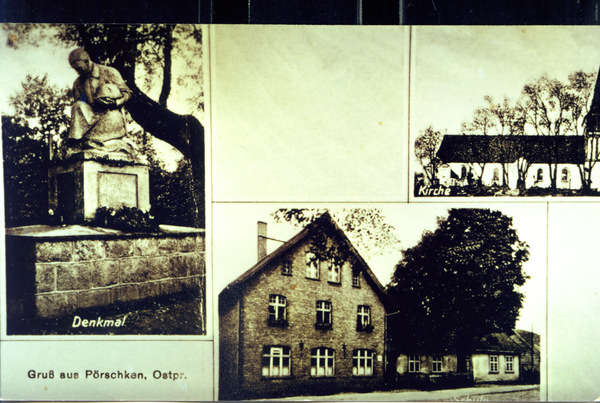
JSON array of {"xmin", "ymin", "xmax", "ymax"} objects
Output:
[{"xmin": 48, "ymin": 151, "xmax": 150, "ymax": 224}]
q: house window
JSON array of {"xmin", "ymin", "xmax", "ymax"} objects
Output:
[
  {"xmin": 311, "ymin": 347, "xmax": 335, "ymax": 376},
  {"xmin": 352, "ymin": 272, "xmax": 360, "ymax": 287},
  {"xmin": 536, "ymin": 168, "xmax": 543, "ymax": 182},
  {"xmin": 352, "ymin": 349, "xmax": 374, "ymax": 376},
  {"xmin": 282, "ymin": 260, "xmax": 292, "ymax": 275},
  {"xmin": 409, "ymin": 354, "xmax": 420, "ymax": 373},
  {"xmin": 492, "ymin": 168, "xmax": 500, "ymax": 185},
  {"xmin": 506, "ymin": 355, "xmax": 514, "ymax": 372},
  {"xmin": 306, "ymin": 252, "xmax": 319, "ymax": 279},
  {"xmin": 262, "ymin": 346, "xmax": 290, "ymax": 377},
  {"xmin": 316, "ymin": 301, "xmax": 332, "ymax": 329},
  {"xmin": 432, "ymin": 355, "xmax": 443, "ymax": 373},
  {"xmin": 356, "ymin": 305, "xmax": 372, "ymax": 331},
  {"xmin": 561, "ymin": 168, "xmax": 570, "ymax": 183},
  {"xmin": 489, "ymin": 355, "xmax": 499, "ymax": 373},
  {"xmin": 327, "ymin": 259, "xmax": 341, "ymax": 283},
  {"xmin": 268, "ymin": 294, "xmax": 287, "ymax": 326}
]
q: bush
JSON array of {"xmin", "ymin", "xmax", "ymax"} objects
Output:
[{"xmin": 91, "ymin": 206, "xmax": 159, "ymax": 233}]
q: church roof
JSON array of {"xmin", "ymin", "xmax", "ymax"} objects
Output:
[{"xmin": 436, "ymin": 135, "xmax": 585, "ymax": 164}]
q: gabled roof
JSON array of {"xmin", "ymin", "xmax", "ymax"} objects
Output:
[
  {"xmin": 219, "ymin": 212, "xmax": 395, "ymax": 311},
  {"xmin": 471, "ymin": 331, "xmax": 539, "ymax": 355},
  {"xmin": 437, "ymin": 135, "xmax": 586, "ymax": 164}
]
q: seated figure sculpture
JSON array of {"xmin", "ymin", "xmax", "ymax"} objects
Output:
[{"xmin": 64, "ymin": 48, "xmax": 134, "ymax": 155}]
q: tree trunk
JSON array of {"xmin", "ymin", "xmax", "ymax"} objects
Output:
[
  {"xmin": 158, "ymin": 26, "xmax": 174, "ymax": 108},
  {"xmin": 126, "ymin": 92, "xmax": 205, "ymax": 228},
  {"xmin": 117, "ymin": 64, "xmax": 205, "ymax": 228},
  {"xmin": 548, "ymin": 163, "xmax": 557, "ymax": 190}
]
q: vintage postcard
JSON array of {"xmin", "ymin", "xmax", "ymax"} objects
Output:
[{"xmin": 3, "ymin": 24, "xmax": 600, "ymax": 402}]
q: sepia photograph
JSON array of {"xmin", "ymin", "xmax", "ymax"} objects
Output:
[
  {"xmin": 4, "ymin": 22, "xmax": 600, "ymax": 402},
  {"xmin": 1, "ymin": 24, "xmax": 207, "ymax": 336},
  {"xmin": 214, "ymin": 204, "xmax": 544, "ymax": 401},
  {"xmin": 411, "ymin": 26, "xmax": 600, "ymax": 198}
]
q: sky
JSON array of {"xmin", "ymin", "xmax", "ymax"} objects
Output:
[
  {"xmin": 411, "ymin": 26, "xmax": 600, "ymax": 141},
  {"xmin": 213, "ymin": 203, "xmax": 547, "ymax": 335}
]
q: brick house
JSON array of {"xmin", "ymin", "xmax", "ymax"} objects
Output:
[{"xmin": 218, "ymin": 213, "xmax": 392, "ymax": 400}]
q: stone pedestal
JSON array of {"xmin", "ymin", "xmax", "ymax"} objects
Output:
[
  {"xmin": 48, "ymin": 151, "xmax": 150, "ymax": 224},
  {"xmin": 5, "ymin": 225, "xmax": 205, "ymax": 322}
]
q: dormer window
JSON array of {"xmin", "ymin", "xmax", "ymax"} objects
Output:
[{"xmin": 306, "ymin": 252, "xmax": 319, "ymax": 279}]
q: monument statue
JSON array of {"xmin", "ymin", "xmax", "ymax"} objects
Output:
[{"xmin": 64, "ymin": 48, "xmax": 134, "ymax": 155}]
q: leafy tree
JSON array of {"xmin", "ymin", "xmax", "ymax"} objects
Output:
[
  {"xmin": 2, "ymin": 115, "xmax": 49, "ymax": 226},
  {"xmin": 414, "ymin": 126, "xmax": 444, "ymax": 185},
  {"xmin": 150, "ymin": 158, "xmax": 198, "ymax": 227},
  {"xmin": 2, "ymin": 75, "xmax": 71, "ymax": 226},
  {"xmin": 521, "ymin": 76, "xmax": 578, "ymax": 189},
  {"xmin": 386, "ymin": 208, "xmax": 529, "ymax": 356},
  {"xmin": 4, "ymin": 23, "xmax": 205, "ymax": 227},
  {"xmin": 8, "ymin": 74, "xmax": 71, "ymax": 159},
  {"xmin": 461, "ymin": 96, "xmax": 526, "ymax": 187},
  {"xmin": 271, "ymin": 208, "xmax": 401, "ymax": 263},
  {"xmin": 568, "ymin": 70, "xmax": 598, "ymax": 191}
]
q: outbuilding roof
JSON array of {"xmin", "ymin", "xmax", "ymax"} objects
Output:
[{"xmin": 471, "ymin": 331, "xmax": 539, "ymax": 355}]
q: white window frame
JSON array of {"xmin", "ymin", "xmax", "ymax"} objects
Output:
[
  {"xmin": 489, "ymin": 355, "xmax": 499, "ymax": 373},
  {"xmin": 357, "ymin": 305, "xmax": 371, "ymax": 329},
  {"xmin": 432, "ymin": 355, "xmax": 443, "ymax": 373},
  {"xmin": 269, "ymin": 294, "xmax": 286, "ymax": 322},
  {"xmin": 352, "ymin": 349, "xmax": 374, "ymax": 376},
  {"xmin": 306, "ymin": 252, "xmax": 319, "ymax": 279},
  {"xmin": 262, "ymin": 346, "xmax": 291, "ymax": 377},
  {"xmin": 327, "ymin": 259, "xmax": 341, "ymax": 283},
  {"xmin": 316, "ymin": 301, "xmax": 332, "ymax": 324},
  {"xmin": 352, "ymin": 272, "xmax": 360, "ymax": 287},
  {"xmin": 505, "ymin": 355, "xmax": 514, "ymax": 373},
  {"xmin": 408, "ymin": 354, "xmax": 420, "ymax": 373},
  {"xmin": 311, "ymin": 347, "xmax": 335, "ymax": 377}
]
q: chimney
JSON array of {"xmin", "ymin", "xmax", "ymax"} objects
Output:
[{"xmin": 258, "ymin": 221, "xmax": 267, "ymax": 261}]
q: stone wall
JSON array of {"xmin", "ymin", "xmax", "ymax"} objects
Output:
[
  {"xmin": 219, "ymin": 296, "xmax": 241, "ymax": 398},
  {"xmin": 6, "ymin": 227, "xmax": 205, "ymax": 320}
]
